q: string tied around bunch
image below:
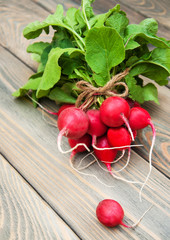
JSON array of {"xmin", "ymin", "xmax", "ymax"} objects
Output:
[{"xmin": 75, "ymin": 68, "xmax": 130, "ymax": 109}]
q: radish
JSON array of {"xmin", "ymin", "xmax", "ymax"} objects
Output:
[
  {"xmin": 96, "ymin": 199, "xmax": 152, "ymax": 228},
  {"xmin": 100, "ymin": 96, "xmax": 130, "ymax": 127},
  {"xmin": 96, "ymin": 199, "xmax": 131, "ymax": 228},
  {"xmin": 93, "ymin": 135, "xmax": 118, "ymax": 173},
  {"xmin": 100, "ymin": 97, "xmax": 134, "ymax": 141},
  {"xmin": 86, "ymin": 109, "xmax": 107, "ymax": 146},
  {"xmin": 107, "ymin": 127, "xmax": 131, "ymax": 150},
  {"xmin": 57, "ymin": 107, "xmax": 89, "ymax": 153},
  {"xmin": 68, "ymin": 134, "xmax": 92, "ymax": 160},
  {"xmin": 129, "ymin": 107, "xmax": 156, "ymax": 201}
]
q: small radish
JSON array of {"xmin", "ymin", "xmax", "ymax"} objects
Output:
[
  {"xmin": 96, "ymin": 199, "xmax": 131, "ymax": 228},
  {"xmin": 128, "ymin": 107, "xmax": 156, "ymax": 201},
  {"xmin": 57, "ymin": 107, "xmax": 89, "ymax": 153},
  {"xmin": 96, "ymin": 199, "xmax": 152, "ymax": 228},
  {"xmin": 68, "ymin": 134, "xmax": 92, "ymax": 160},
  {"xmin": 100, "ymin": 96, "xmax": 130, "ymax": 127},
  {"xmin": 107, "ymin": 127, "xmax": 131, "ymax": 150},
  {"xmin": 86, "ymin": 109, "xmax": 107, "ymax": 146},
  {"xmin": 93, "ymin": 135, "xmax": 118, "ymax": 173},
  {"xmin": 100, "ymin": 97, "xmax": 134, "ymax": 141}
]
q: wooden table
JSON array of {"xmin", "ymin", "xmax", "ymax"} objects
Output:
[{"xmin": 0, "ymin": 0, "xmax": 169, "ymax": 239}]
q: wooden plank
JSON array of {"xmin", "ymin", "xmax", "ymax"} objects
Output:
[
  {"xmin": 0, "ymin": 155, "xmax": 80, "ymax": 240},
  {"xmin": 0, "ymin": 46, "xmax": 170, "ymax": 239},
  {"xmin": 0, "ymin": 0, "xmax": 52, "ymax": 70}
]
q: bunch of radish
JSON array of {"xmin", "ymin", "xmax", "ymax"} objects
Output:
[
  {"xmin": 55, "ymin": 96, "xmax": 155, "ymax": 228},
  {"xmin": 56, "ymin": 96, "xmax": 155, "ymax": 200}
]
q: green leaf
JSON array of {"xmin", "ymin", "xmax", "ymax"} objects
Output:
[
  {"xmin": 12, "ymin": 73, "xmax": 42, "ymax": 97},
  {"xmin": 74, "ymin": 68, "xmax": 92, "ymax": 83},
  {"xmin": 130, "ymin": 48, "xmax": 170, "ymax": 85},
  {"xmin": 81, "ymin": 0, "xmax": 95, "ymax": 20},
  {"xmin": 105, "ymin": 8, "xmax": 129, "ymax": 37},
  {"xmin": 23, "ymin": 5, "xmax": 85, "ymax": 50},
  {"xmin": 147, "ymin": 48, "xmax": 170, "ymax": 74},
  {"xmin": 31, "ymin": 53, "xmax": 41, "ymax": 63},
  {"xmin": 124, "ymin": 18, "xmax": 170, "ymax": 48},
  {"xmin": 130, "ymin": 63, "xmax": 169, "ymax": 85},
  {"xmin": 65, "ymin": 8, "xmax": 78, "ymax": 28},
  {"xmin": 125, "ymin": 39, "xmax": 140, "ymax": 50},
  {"xmin": 142, "ymin": 83, "xmax": 159, "ymax": 104},
  {"xmin": 23, "ymin": 21, "xmax": 49, "ymax": 39},
  {"xmin": 85, "ymin": 27, "xmax": 125, "ymax": 86},
  {"xmin": 48, "ymin": 87, "xmax": 76, "ymax": 104},
  {"xmin": 36, "ymin": 47, "xmax": 83, "ymax": 98},
  {"xmin": 125, "ymin": 75, "xmax": 159, "ymax": 104},
  {"xmin": 27, "ymin": 42, "xmax": 50, "ymax": 55}
]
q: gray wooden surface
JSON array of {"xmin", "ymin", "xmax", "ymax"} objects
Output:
[{"xmin": 0, "ymin": 0, "xmax": 170, "ymax": 239}]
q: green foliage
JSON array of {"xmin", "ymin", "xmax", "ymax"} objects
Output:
[{"xmin": 14, "ymin": 0, "xmax": 170, "ymax": 105}]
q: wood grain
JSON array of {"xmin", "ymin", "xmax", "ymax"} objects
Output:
[
  {"xmin": 0, "ymin": 155, "xmax": 80, "ymax": 240},
  {"xmin": 0, "ymin": 46, "xmax": 170, "ymax": 239},
  {"xmin": 0, "ymin": 0, "xmax": 52, "ymax": 70}
]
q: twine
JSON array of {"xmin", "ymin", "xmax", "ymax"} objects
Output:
[{"xmin": 75, "ymin": 68, "xmax": 130, "ymax": 108}]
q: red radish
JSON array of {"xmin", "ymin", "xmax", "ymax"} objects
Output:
[
  {"xmin": 57, "ymin": 107, "xmax": 89, "ymax": 153},
  {"xmin": 107, "ymin": 127, "xmax": 131, "ymax": 150},
  {"xmin": 96, "ymin": 199, "xmax": 152, "ymax": 228},
  {"xmin": 86, "ymin": 109, "xmax": 107, "ymax": 145},
  {"xmin": 100, "ymin": 97, "xmax": 134, "ymax": 141},
  {"xmin": 129, "ymin": 107, "xmax": 156, "ymax": 201},
  {"xmin": 93, "ymin": 135, "xmax": 118, "ymax": 174},
  {"xmin": 100, "ymin": 96, "xmax": 130, "ymax": 127},
  {"xmin": 68, "ymin": 134, "xmax": 92, "ymax": 160},
  {"xmin": 96, "ymin": 199, "xmax": 131, "ymax": 228}
]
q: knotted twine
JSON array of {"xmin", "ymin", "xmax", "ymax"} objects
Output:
[{"xmin": 75, "ymin": 68, "xmax": 130, "ymax": 108}]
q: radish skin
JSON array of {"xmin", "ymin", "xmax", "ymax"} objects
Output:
[{"xmin": 96, "ymin": 199, "xmax": 153, "ymax": 228}]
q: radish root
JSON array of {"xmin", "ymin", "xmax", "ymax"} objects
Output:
[
  {"xmin": 139, "ymin": 120, "xmax": 156, "ymax": 202},
  {"xmin": 57, "ymin": 128, "xmax": 91, "ymax": 154}
]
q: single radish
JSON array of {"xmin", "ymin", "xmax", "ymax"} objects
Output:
[
  {"xmin": 100, "ymin": 97, "xmax": 134, "ymax": 141},
  {"xmin": 96, "ymin": 199, "xmax": 152, "ymax": 228},
  {"xmin": 107, "ymin": 127, "xmax": 131, "ymax": 150},
  {"xmin": 68, "ymin": 134, "xmax": 92, "ymax": 160},
  {"xmin": 57, "ymin": 107, "xmax": 89, "ymax": 153},
  {"xmin": 96, "ymin": 199, "xmax": 131, "ymax": 228},
  {"xmin": 93, "ymin": 135, "xmax": 118, "ymax": 174},
  {"xmin": 129, "ymin": 107, "xmax": 156, "ymax": 201},
  {"xmin": 86, "ymin": 109, "xmax": 107, "ymax": 146},
  {"xmin": 100, "ymin": 96, "xmax": 130, "ymax": 127}
]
